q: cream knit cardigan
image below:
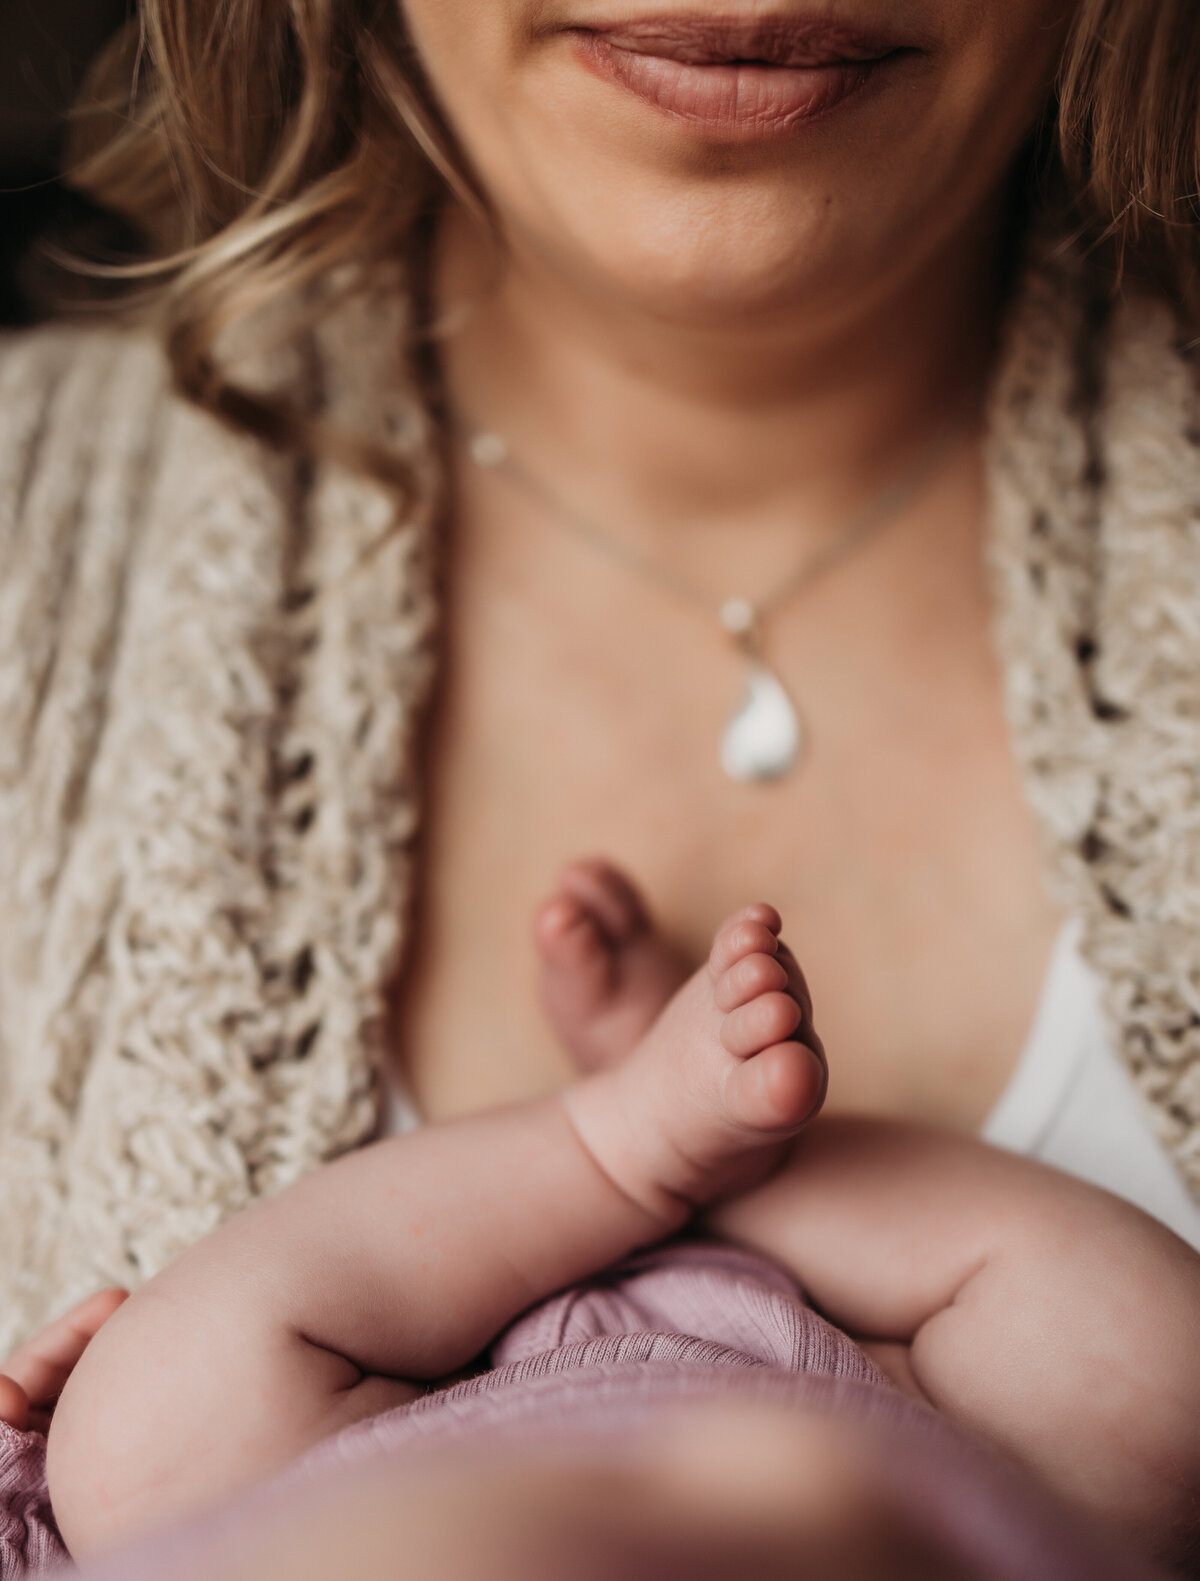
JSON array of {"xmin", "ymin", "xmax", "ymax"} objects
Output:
[{"xmin": 0, "ymin": 242, "xmax": 1198, "ymax": 1355}]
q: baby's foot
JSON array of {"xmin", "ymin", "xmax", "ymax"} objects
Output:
[
  {"xmin": 534, "ymin": 860, "xmax": 690, "ymax": 1072},
  {"xmin": 562, "ymin": 907, "xmax": 827, "ymax": 1226}
]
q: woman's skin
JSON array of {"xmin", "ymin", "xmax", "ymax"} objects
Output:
[
  {"xmin": 397, "ymin": 0, "xmax": 1074, "ymax": 1129},
  {"xmin": 0, "ymin": 8, "xmax": 1180, "ymax": 1576}
]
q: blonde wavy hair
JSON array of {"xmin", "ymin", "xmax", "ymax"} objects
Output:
[{"xmin": 70, "ymin": 0, "xmax": 1200, "ymax": 480}]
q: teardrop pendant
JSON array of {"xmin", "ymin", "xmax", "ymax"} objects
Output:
[{"xmin": 719, "ymin": 663, "xmax": 803, "ymax": 783}]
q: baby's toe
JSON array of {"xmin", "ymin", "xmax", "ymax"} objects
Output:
[
  {"xmin": 721, "ymin": 990, "xmax": 802, "ymax": 1058},
  {"xmin": 534, "ymin": 895, "xmax": 615, "ymax": 1002},
  {"xmin": 776, "ymin": 942, "xmax": 824, "ymax": 1061},
  {"xmin": 708, "ymin": 907, "xmax": 782, "ymax": 980},
  {"xmin": 715, "ymin": 951, "xmax": 789, "ymax": 1012},
  {"xmin": 558, "ymin": 859, "xmax": 650, "ymax": 944},
  {"xmin": 724, "ymin": 1039, "xmax": 827, "ymax": 1134}
]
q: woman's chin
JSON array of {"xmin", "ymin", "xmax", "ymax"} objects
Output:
[
  {"xmin": 593, "ymin": 261, "xmax": 842, "ymax": 331},
  {"xmin": 508, "ymin": 212, "xmax": 883, "ymax": 334}
]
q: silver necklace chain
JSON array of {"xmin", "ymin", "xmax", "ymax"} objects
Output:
[
  {"xmin": 464, "ymin": 419, "xmax": 963, "ymax": 657},
  {"xmin": 462, "ymin": 415, "xmax": 965, "ymax": 782}
]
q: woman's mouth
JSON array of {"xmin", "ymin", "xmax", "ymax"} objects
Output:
[{"xmin": 568, "ymin": 14, "xmax": 915, "ymax": 137}]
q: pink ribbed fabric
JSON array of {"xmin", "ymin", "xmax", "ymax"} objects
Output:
[
  {"xmin": 0, "ymin": 1241, "xmax": 1172, "ymax": 1579},
  {"xmin": 493, "ymin": 1240, "xmax": 880, "ymax": 1374},
  {"xmin": 0, "ymin": 1426, "xmax": 60, "ymax": 1577}
]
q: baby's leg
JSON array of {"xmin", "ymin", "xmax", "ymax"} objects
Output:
[
  {"xmin": 46, "ymin": 1100, "xmax": 654, "ymax": 1560},
  {"xmin": 48, "ymin": 907, "xmax": 824, "ymax": 1560},
  {"xmin": 532, "ymin": 867, "xmax": 1200, "ymax": 1564},
  {"xmin": 704, "ymin": 1118, "xmax": 1200, "ymax": 1570},
  {"xmin": 534, "ymin": 857, "xmax": 690, "ymax": 1071}
]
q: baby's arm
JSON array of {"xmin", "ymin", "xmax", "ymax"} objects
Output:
[
  {"xmin": 47, "ymin": 1094, "xmax": 671, "ymax": 1559},
  {"xmin": 704, "ymin": 1117, "xmax": 1200, "ymax": 1566},
  {"xmin": 47, "ymin": 904, "xmax": 819, "ymax": 1561}
]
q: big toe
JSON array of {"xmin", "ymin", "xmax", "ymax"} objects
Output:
[{"xmin": 724, "ymin": 1038, "xmax": 827, "ymax": 1136}]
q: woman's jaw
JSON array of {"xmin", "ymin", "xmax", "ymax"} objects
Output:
[{"xmin": 402, "ymin": 0, "xmax": 1073, "ymax": 333}]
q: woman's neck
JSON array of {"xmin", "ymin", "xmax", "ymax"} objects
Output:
[{"xmin": 433, "ymin": 192, "xmax": 1009, "ymax": 551}]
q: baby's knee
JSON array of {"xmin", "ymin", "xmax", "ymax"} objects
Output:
[
  {"xmin": 47, "ymin": 1292, "xmax": 422, "ymax": 1561},
  {"xmin": 46, "ymin": 1283, "xmax": 289, "ymax": 1558},
  {"xmin": 45, "ymin": 1299, "xmax": 170, "ymax": 1559}
]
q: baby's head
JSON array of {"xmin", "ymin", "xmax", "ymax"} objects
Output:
[
  {"xmin": 106, "ymin": 1398, "xmax": 1061, "ymax": 1581},
  {"xmin": 354, "ymin": 1401, "xmax": 947, "ymax": 1581}
]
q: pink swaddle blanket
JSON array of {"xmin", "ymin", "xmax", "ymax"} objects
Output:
[{"xmin": 1, "ymin": 1241, "xmax": 1171, "ymax": 1579}]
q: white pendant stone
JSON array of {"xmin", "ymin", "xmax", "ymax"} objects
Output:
[
  {"xmin": 718, "ymin": 597, "xmax": 758, "ymax": 638},
  {"xmin": 720, "ymin": 665, "xmax": 802, "ymax": 782}
]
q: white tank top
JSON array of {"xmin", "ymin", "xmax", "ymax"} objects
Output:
[
  {"xmin": 982, "ymin": 920, "xmax": 1200, "ymax": 1251},
  {"xmin": 380, "ymin": 920, "xmax": 1200, "ymax": 1253}
]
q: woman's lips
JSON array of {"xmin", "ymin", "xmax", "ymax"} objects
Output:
[{"xmin": 569, "ymin": 15, "xmax": 908, "ymax": 137}]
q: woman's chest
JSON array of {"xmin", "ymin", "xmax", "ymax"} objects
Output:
[{"xmin": 393, "ymin": 529, "xmax": 1063, "ymax": 1133}]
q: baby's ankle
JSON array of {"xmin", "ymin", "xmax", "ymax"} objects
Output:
[{"xmin": 559, "ymin": 1071, "xmax": 694, "ymax": 1235}]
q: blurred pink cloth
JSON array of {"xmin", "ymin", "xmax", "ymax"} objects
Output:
[
  {"xmin": 1, "ymin": 1241, "xmax": 1172, "ymax": 1579},
  {"xmin": 0, "ymin": 1424, "xmax": 56, "ymax": 1577}
]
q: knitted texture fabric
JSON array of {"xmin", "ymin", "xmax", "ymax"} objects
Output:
[
  {"xmin": 0, "ymin": 242, "xmax": 1197, "ymax": 1353},
  {"xmin": 0, "ymin": 289, "xmax": 439, "ymax": 1354},
  {"xmin": 987, "ymin": 243, "xmax": 1200, "ymax": 1188},
  {"xmin": 0, "ymin": 1426, "xmax": 59, "ymax": 1577}
]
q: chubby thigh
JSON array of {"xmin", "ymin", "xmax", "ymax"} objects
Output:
[{"xmin": 41, "ymin": 1096, "xmax": 663, "ymax": 1562}]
